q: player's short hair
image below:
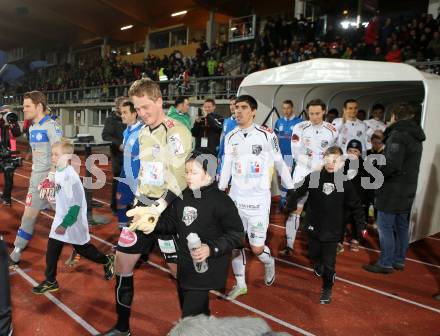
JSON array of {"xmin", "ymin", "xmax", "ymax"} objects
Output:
[
  {"xmin": 53, "ymin": 139, "xmax": 74, "ymax": 155},
  {"xmin": 229, "ymin": 95, "xmax": 237, "ymax": 101},
  {"xmin": 324, "ymin": 145, "xmax": 343, "ymax": 156},
  {"xmin": 23, "ymin": 91, "xmax": 47, "ymax": 111},
  {"xmin": 128, "ymin": 78, "xmax": 162, "ymax": 101},
  {"xmin": 327, "ymin": 108, "xmax": 339, "ymax": 116},
  {"xmin": 371, "ymin": 133, "xmax": 383, "ymax": 141},
  {"xmin": 343, "ymin": 98, "xmax": 358, "ymax": 108},
  {"xmin": 372, "ymin": 103, "xmax": 385, "ymax": 112},
  {"xmin": 283, "ymin": 99, "xmax": 294, "ymax": 107},
  {"xmin": 115, "ymin": 96, "xmax": 128, "ymax": 109},
  {"xmin": 390, "ymin": 102, "xmax": 415, "ymax": 121},
  {"xmin": 306, "ymin": 99, "xmax": 326, "ymax": 111},
  {"xmin": 121, "ymin": 101, "xmax": 136, "ymax": 113},
  {"xmin": 175, "ymin": 96, "xmax": 187, "ymax": 106},
  {"xmin": 204, "ymin": 98, "xmax": 216, "ymax": 105},
  {"xmin": 236, "ymin": 95, "xmax": 258, "ymax": 110}
]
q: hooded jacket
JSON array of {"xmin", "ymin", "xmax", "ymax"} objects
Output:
[
  {"xmin": 155, "ymin": 182, "xmax": 244, "ymax": 290},
  {"xmin": 375, "ymin": 119, "xmax": 426, "ymax": 213}
]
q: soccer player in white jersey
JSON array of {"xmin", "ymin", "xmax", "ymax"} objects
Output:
[
  {"xmin": 364, "ymin": 103, "xmax": 386, "ymax": 150},
  {"xmin": 219, "ymin": 95, "xmax": 294, "ymax": 299},
  {"xmin": 332, "ymin": 99, "xmax": 368, "ymax": 156},
  {"xmin": 279, "ymin": 99, "xmax": 338, "ymax": 256}
]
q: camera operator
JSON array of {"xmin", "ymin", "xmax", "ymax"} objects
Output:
[
  {"xmin": 0, "ymin": 106, "xmax": 21, "ymax": 206},
  {"xmin": 191, "ymin": 98, "xmax": 223, "ymax": 154}
]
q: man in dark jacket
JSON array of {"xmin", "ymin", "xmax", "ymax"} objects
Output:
[
  {"xmin": 191, "ymin": 98, "xmax": 223, "ymax": 154},
  {"xmin": 102, "ymin": 97, "xmax": 127, "ymax": 214},
  {"xmin": 363, "ymin": 103, "xmax": 426, "ymax": 274}
]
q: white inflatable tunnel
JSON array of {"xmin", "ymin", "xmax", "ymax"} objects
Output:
[{"xmin": 238, "ymin": 58, "xmax": 440, "ymax": 242}]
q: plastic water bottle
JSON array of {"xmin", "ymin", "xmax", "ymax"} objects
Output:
[{"xmin": 186, "ymin": 232, "xmax": 208, "ymax": 273}]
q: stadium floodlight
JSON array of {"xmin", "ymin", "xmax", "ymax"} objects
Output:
[
  {"xmin": 171, "ymin": 10, "xmax": 187, "ymax": 17},
  {"xmin": 126, "ymin": 51, "xmax": 131, "ymax": 55},
  {"xmin": 230, "ymin": 27, "xmax": 237, "ymax": 31},
  {"xmin": 343, "ymin": 10, "xmax": 348, "ymax": 15},
  {"xmin": 121, "ymin": 25, "xmax": 133, "ymax": 31}
]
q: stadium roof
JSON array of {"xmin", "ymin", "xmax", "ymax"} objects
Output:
[{"xmin": 0, "ymin": 0, "xmax": 294, "ymax": 50}]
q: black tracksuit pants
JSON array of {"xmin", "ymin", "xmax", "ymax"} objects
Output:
[
  {"xmin": 45, "ymin": 238, "xmax": 108, "ymax": 282},
  {"xmin": 0, "ymin": 238, "xmax": 12, "ymax": 335},
  {"xmin": 2, "ymin": 169, "xmax": 14, "ymax": 202},
  {"xmin": 308, "ymin": 236, "xmax": 337, "ymax": 290},
  {"xmin": 177, "ymin": 283, "xmax": 210, "ymax": 318}
]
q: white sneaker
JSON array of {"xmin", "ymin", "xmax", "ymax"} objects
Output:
[
  {"xmin": 226, "ymin": 285, "xmax": 248, "ymax": 300},
  {"xmin": 264, "ymin": 258, "xmax": 275, "ymax": 286}
]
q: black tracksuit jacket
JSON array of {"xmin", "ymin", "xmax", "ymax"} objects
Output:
[
  {"xmin": 155, "ymin": 182, "xmax": 244, "ymax": 290},
  {"xmin": 288, "ymin": 169, "xmax": 366, "ymax": 242}
]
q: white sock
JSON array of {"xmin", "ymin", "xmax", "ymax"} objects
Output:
[
  {"xmin": 257, "ymin": 245, "xmax": 272, "ymax": 265},
  {"xmin": 232, "ymin": 249, "xmax": 246, "ymax": 288},
  {"xmin": 286, "ymin": 214, "xmax": 300, "ymax": 249}
]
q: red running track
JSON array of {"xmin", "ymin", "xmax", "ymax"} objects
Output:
[{"xmin": 2, "ymin": 148, "xmax": 440, "ymax": 335}]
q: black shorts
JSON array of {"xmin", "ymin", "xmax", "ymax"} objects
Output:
[{"xmin": 116, "ymin": 228, "xmax": 156, "ymax": 255}]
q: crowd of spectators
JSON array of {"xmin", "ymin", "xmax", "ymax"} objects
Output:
[{"xmin": 9, "ymin": 11, "xmax": 440, "ymax": 94}]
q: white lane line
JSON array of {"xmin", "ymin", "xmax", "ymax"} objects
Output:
[
  {"xmin": 268, "ymin": 253, "xmax": 440, "ymax": 315},
  {"xmin": 268, "ymin": 217, "xmax": 440, "ymax": 269},
  {"xmin": 14, "ymin": 267, "xmax": 98, "ymax": 335},
  {"xmin": 11, "ymin": 175, "xmax": 440, "ymax": 314},
  {"xmin": 426, "ymin": 236, "xmax": 440, "ymax": 242},
  {"xmin": 88, "ymin": 232, "xmax": 316, "ymax": 335},
  {"xmin": 15, "ymin": 168, "xmax": 440, "ymax": 269}
]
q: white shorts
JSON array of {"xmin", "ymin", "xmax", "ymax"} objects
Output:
[{"xmin": 239, "ymin": 212, "xmax": 269, "ymax": 247}]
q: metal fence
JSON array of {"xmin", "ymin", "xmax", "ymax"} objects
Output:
[{"xmin": 1, "ymin": 75, "xmax": 246, "ymax": 106}]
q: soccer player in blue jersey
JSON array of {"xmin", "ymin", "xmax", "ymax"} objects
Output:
[
  {"xmin": 217, "ymin": 95, "xmax": 237, "ymax": 177},
  {"xmin": 273, "ymin": 100, "xmax": 302, "ymax": 209}
]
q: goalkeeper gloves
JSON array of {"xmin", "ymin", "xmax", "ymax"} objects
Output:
[{"xmin": 126, "ymin": 199, "xmax": 167, "ymax": 234}]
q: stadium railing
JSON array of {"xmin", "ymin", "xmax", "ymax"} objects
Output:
[{"xmin": 1, "ymin": 75, "xmax": 246, "ymax": 105}]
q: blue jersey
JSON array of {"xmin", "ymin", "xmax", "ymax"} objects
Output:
[
  {"xmin": 120, "ymin": 121, "xmax": 143, "ymax": 190},
  {"xmin": 274, "ymin": 116, "xmax": 302, "ymax": 156},
  {"xmin": 217, "ymin": 116, "xmax": 237, "ymax": 174}
]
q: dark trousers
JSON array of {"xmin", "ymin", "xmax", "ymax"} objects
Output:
[
  {"xmin": 177, "ymin": 284, "xmax": 210, "ymax": 318},
  {"xmin": 111, "ymin": 162, "xmax": 122, "ymax": 212},
  {"xmin": 308, "ymin": 236, "xmax": 337, "ymax": 289},
  {"xmin": 0, "ymin": 238, "xmax": 12, "ymax": 335},
  {"xmin": 2, "ymin": 169, "xmax": 14, "ymax": 202},
  {"xmin": 45, "ymin": 238, "xmax": 108, "ymax": 282}
]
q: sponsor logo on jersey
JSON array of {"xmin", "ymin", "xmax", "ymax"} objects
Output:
[
  {"xmin": 291, "ymin": 134, "xmax": 300, "ymax": 142},
  {"xmin": 271, "ymin": 136, "xmax": 280, "ymax": 152},
  {"xmin": 252, "ymin": 144, "xmax": 262, "ymax": 156},
  {"xmin": 118, "ymin": 228, "xmax": 138, "ymax": 247},
  {"xmin": 357, "ymin": 131, "xmax": 363, "ymax": 137},
  {"xmin": 260, "ymin": 125, "xmax": 273, "ymax": 133},
  {"xmin": 321, "ymin": 140, "xmax": 329, "ymax": 148},
  {"xmin": 182, "ymin": 206, "xmax": 197, "ymax": 226},
  {"xmin": 249, "ymin": 161, "xmax": 260, "ymax": 173},
  {"xmin": 169, "ymin": 134, "xmax": 184, "ymax": 155},
  {"xmin": 322, "ymin": 182, "xmax": 335, "ymax": 195},
  {"xmin": 164, "ymin": 119, "xmax": 175, "ymax": 128},
  {"xmin": 152, "ymin": 144, "xmax": 160, "ymax": 158}
]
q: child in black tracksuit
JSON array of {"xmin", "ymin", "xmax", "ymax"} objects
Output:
[
  {"xmin": 155, "ymin": 148, "xmax": 244, "ymax": 318},
  {"xmin": 287, "ymin": 146, "xmax": 365, "ymax": 304},
  {"xmin": 341, "ymin": 139, "xmax": 370, "ymax": 252}
]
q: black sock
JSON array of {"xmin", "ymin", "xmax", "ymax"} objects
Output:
[{"xmin": 115, "ymin": 274, "xmax": 133, "ymax": 332}]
